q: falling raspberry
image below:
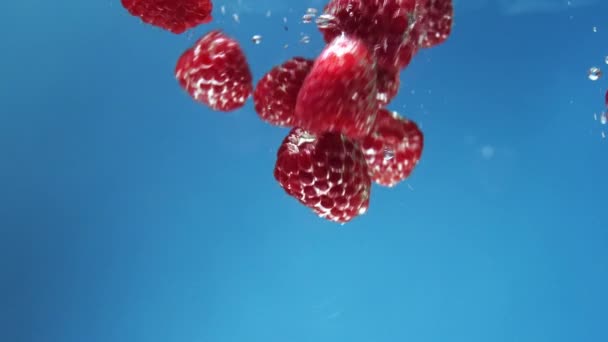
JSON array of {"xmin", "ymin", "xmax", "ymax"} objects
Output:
[
  {"xmin": 318, "ymin": 0, "xmax": 420, "ymax": 71},
  {"xmin": 295, "ymin": 34, "xmax": 378, "ymax": 139},
  {"xmin": 415, "ymin": 0, "xmax": 454, "ymax": 48},
  {"xmin": 359, "ymin": 109, "xmax": 424, "ymax": 187},
  {"xmin": 121, "ymin": 0, "xmax": 213, "ymax": 34},
  {"xmin": 175, "ymin": 30, "xmax": 253, "ymax": 112},
  {"xmin": 253, "ymin": 57, "xmax": 314, "ymax": 127},
  {"xmin": 274, "ymin": 128, "xmax": 372, "ymax": 223}
]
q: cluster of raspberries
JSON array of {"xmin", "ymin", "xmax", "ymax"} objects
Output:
[{"xmin": 121, "ymin": 0, "xmax": 454, "ymax": 223}]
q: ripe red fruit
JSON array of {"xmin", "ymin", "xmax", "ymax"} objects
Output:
[
  {"xmin": 319, "ymin": 0, "xmax": 419, "ymax": 71},
  {"xmin": 175, "ymin": 30, "xmax": 253, "ymax": 112},
  {"xmin": 415, "ymin": 0, "xmax": 454, "ymax": 48},
  {"xmin": 359, "ymin": 109, "xmax": 423, "ymax": 187},
  {"xmin": 274, "ymin": 128, "xmax": 372, "ymax": 223},
  {"xmin": 376, "ymin": 67, "xmax": 400, "ymax": 107},
  {"xmin": 121, "ymin": 0, "xmax": 212, "ymax": 34},
  {"xmin": 295, "ymin": 35, "xmax": 378, "ymax": 139},
  {"xmin": 253, "ymin": 57, "xmax": 314, "ymax": 127}
]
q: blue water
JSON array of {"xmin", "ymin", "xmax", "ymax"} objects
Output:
[{"xmin": 1, "ymin": 1, "xmax": 607, "ymax": 341}]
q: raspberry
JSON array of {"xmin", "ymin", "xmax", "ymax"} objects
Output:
[
  {"xmin": 253, "ymin": 57, "xmax": 314, "ymax": 127},
  {"xmin": 295, "ymin": 35, "xmax": 378, "ymax": 139},
  {"xmin": 274, "ymin": 128, "xmax": 372, "ymax": 223},
  {"xmin": 319, "ymin": 0, "xmax": 419, "ymax": 71},
  {"xmin": 415, "ymin": 0, "xmax": 454, "ymax": 48},
  {"xmin": 121, "ymin": 0, "xmax": 212, "ymax": 34},
  {"xmin": 175, "ymin": 30, "xmax": 253, "ymax": 112},
  {"xmin": 359, "ymin": 109, "xmax": 423, "ymax": 187}
]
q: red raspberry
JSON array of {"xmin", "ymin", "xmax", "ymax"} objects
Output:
[
  {"xmin": 295, "ymin": 35, "xmax": 378, "ymax": 139},
  {"xmin": 121, "ymin": 0, "xmax": 212, "ymax": 34},
  {"xmin": 319, "ymin": 0, "xmax": 419, "ymax": 71},
  {"xmin": 253, "ymin": 57, "xmax": 314, "ymax": 127},
  {"xmin": 376, "ymin": 67, "xmax": 400, "ymax": 107},
  {"xmin": 359, "ymin": 109, "xmax": 423, "ymax": 187},
  {"xmin": 274, "ymin": 128, "xmax": 372, "ymax": 223},
  {"xmin": 415, "ymin": 0, "xmax": 454, "ymax": 48},
  {"xmin": 175, "ymin": 30, "xmax": 253, "ymax": 112}
]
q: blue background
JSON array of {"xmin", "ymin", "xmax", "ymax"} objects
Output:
[{"xmin": 1, "ymin": 0, "xmax": 607, "ymax": 341}]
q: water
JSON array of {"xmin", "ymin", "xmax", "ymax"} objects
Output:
[{"xmin": 2, "ymin": 1, "xmax": 608, "ymax": 342}]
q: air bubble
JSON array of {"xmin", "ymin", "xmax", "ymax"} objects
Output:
[
  {"xmin": 252, "ymin": 35, "xmax": 262, "ymax": 44},
  {"xmin": 601, "ymin": 112, "xmax": 607, "ymax": 125},
  {"xmin": 303, "ymin": 8, "xmax": 318, "ymax": 23},
  {"xmin": 298, "ymin": 133, "xmax": 317, "ymax": 145},
  {"xmin": 302, "ymin": 13, "xmax": 315, "ymax": 23},
  {"xmin": 316, "ymin": 14, "xmax": 336, "ymax": 29},
  {"xmin": 383, "ymin": 148, "xmax": 395, "ymax": 161},
  {"xmin": 588, "ymin": 67, "xmax": 602, "ymax": 81},
  {"xmin": 377, "ymin": 93, "xmax": 388, "ymax": 103},
  {"xmin": 300, "ymin": 35, "xmax": 311, "ymax": 44}
]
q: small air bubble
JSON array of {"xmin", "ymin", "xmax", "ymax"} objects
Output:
[
  {"xmin": 232, "ymin": 13, "xmax": 240, "ymax": 23},
  {"xmin": 383, "ymin": 148, "xmax": 395, "ymax": 161},
  {"xmin": 302, "ymin": 13, "xmax": 315, "ymax": 23},
  {"xmin": 300, "ymin": 35, "xmax": 311, "ymax": 44},
  {"xmin": 220, "ymin": 5, "xmax": 225, "ymax": 15},
  {"xmin": 588, "ymin": 67, "xmax": 602, "ymax": 81},
  {"xmin": 266, "ymin": 10, "xmax": 272, "ymax": 17},
  {"xmin": 601, "ymin": 112, "xmax": 607, "ymax": 125},
  {"xmin": 306, "ymin": 8, "xmax": 318, "ymax": 14},
  {"xmin": 252, "ymin": 35, "xmax": 262, "ymax": 44},
  {"xmin": 593, "ymin": 26, "xmax": 598, "ymax": 33},
  {"xmin": 298, "ymin": 133, "xmax": 316, "ymax": 145},
  {"xmin": 316, "ymin": 14, "xmax": 336, "ymax": 29},
  {"xmin": 377, "ymin": 93, "xmax": 388, "ymax": 103},
  {"xmin": 605, "ymin": 56, "xmax": 608, "ymax": 64}
]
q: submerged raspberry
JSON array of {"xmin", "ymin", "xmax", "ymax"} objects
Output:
[
  {"xmin": 274, "ymin": 128, "xmax": 372, "ymax": 223},
  {"xmin": 295, "ymin": 35, "xmax": 378, "ymax": 139},
  {"xmin": 359, "ymin": 109, "xmax": 423, "ymax": 187},
  {"xmin": 253, "ymin": 57, "xmax": 314, "ymax": 127},
  {"xmin": 121, "ymin": 0, "xmax": 213, "ymax": 34},
  {"xmin": 319, "ymin": 0, "xmax": 419, "ymax": 71},
  {"xmin": 175, "ymin": 30, "xmax": 253, "ymax": 112}
]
